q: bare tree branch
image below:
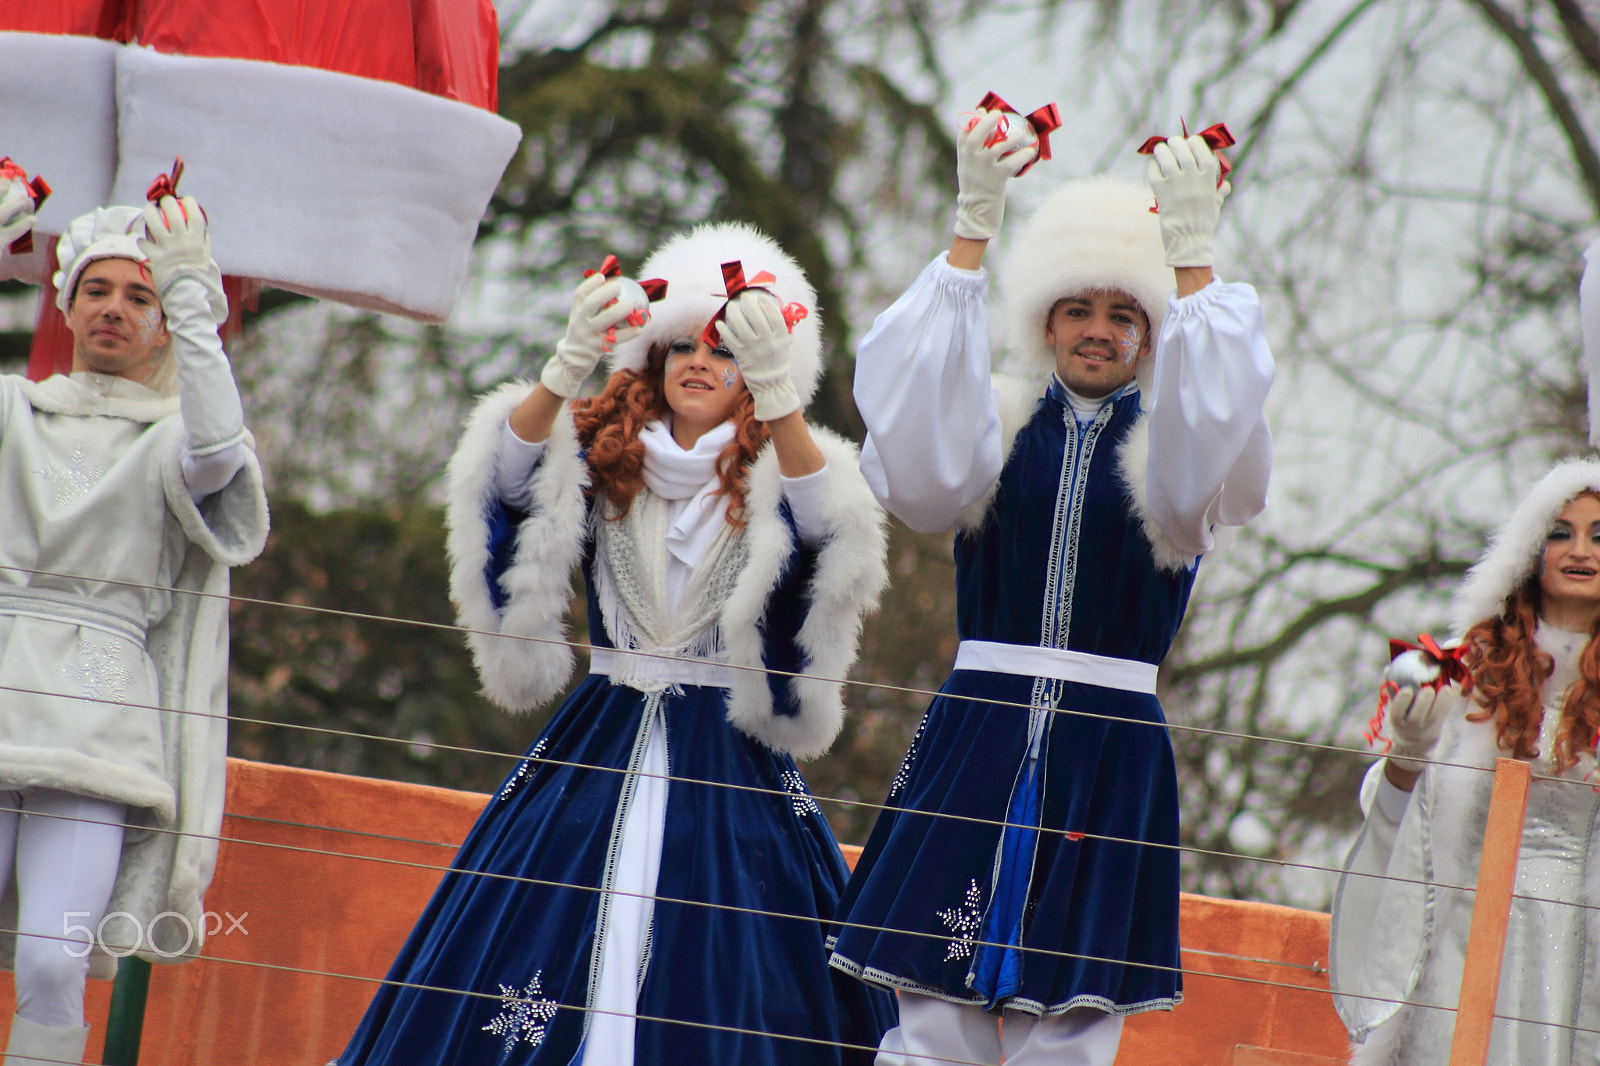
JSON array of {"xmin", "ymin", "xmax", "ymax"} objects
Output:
[
  {"xmin": 1465, "ymin": 0, "xmax": 1600, "ymax": 213},
  {"xmin": 1230, "ymin": 0, "xmax": 1382, "ymax": 171},
  {"xmin": 1549, "ymin": 0, "xmax": 1600, "ymax": 81}
]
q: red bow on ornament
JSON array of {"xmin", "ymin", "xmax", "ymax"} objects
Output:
[
  {"xmin": 584, "ymin": 255, "xmax": 669, "ymax": 346},
  {"xmin": 964, "ymin": 92, "xmax": 1061, "ymax": 177},
  {"xmin": 144, "ymin": 157, "xmax": 209, "ymax": 225},
  {"xmin": 700, "ymin": 260, "xmax": 809, "ymax": 349},
  {"xmin": 1363, "ymin": 634, "xmax": 1473, "ymax": 750},
  {"xmin": 0, "ymin": 157, "xmax": 50, "ymax": 255},
  {"xmin": 146, "ymin": 157, "xmax": 185, "ymax": 202},
  {"xmin": 1137, "ymin": 121, "xmax": 1236, "ymax": 209}
]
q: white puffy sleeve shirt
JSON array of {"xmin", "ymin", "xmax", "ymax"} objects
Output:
[{"xmin": 855, "ymin": 253, "xmax": 1274, "ymax": 553}]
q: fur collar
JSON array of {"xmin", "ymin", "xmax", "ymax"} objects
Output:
[
  {"xmin": 445, "ymin": 383, "xmax": 888, "ymax": 758},
  {"xmin": 15, "ymin": 372, "xmax": 179, "ymax": 423}
]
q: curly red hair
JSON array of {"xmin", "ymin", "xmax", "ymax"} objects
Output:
[
  {"xmin": 1462, "ymin": 495, "xmax": 1600, "ymax": 772},
  {"xmin": 570, "ymin": 343, "xmax": 770, "ymax": 526}
]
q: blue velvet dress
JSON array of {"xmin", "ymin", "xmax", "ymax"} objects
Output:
[
  {"xmin": 335, "ymin": 507, "xmax": 895, "ymax": 1065},
  {"xmin": 829, "ymin": 383, "xmax": 1193, "ymax": 1017}
]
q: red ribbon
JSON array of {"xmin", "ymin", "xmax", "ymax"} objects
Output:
[
  {"xmin": 1364, "ymin": 634, "xmax": 1473, "ymax": 750},
  {"xmin": 700, "ymin": 260, "xmax": 806, "ymax": 348},
  {"xmin": 144, "ymin": 157, "xmax": 208, "ymax": 225},
  {"xmin": 0, "ymin": 157, "xmax": 50, "ymax": 255},
  {"xmin": 583, "ymin": 253, "xmax": 619, "ymax": 279},
  {"xmin": 146, "ymin": 157, "xmax": 184, "ymax": 203},
  {"xmin": 583, "ymin": 255, "xmax": 668, "ymax": 301},
  {"xmin": 1137, "ymin": 121, "xmax": 1236, "ymax": 190},
  {"xmin": 973, "ymin": 91, "xmax": 1060, "ymax": 177},
  {"xmin": 586, "ymin": 255, "xmax": 668, "ymax": 347}
]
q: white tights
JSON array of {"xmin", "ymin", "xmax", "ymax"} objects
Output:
[
  {"xmin": 0, "ymin": 788, "xmax": 126, "ymax": 1029},
  {"xmin": 876, "ymin": 992, "xmax": 1125, "ymax": 1066}
]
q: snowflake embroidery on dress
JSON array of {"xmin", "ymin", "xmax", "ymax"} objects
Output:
[
  {"xmin": 34, "ymin": 446, "xmax": 106, "ymax": 507},
  {"xmin": 482, "ymin": 970, "xmax": 559, "ymax": 1057},
  {"xmin": 936, "ymin": 879, "xmax": 984, "ymax": 962},
  {"xmin": 498, "ymin": 738, "xmax": 549, "ymax": 802},
  {"xmin": 62, "ymin": 637, "xmax": 134, "ymax": 706},
  {"xmin": 780, "ymin": 770, "xmax": 819, "ymax": 817}
]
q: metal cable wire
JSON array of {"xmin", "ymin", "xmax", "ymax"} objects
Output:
[
  {"xmin": 0, "ymin": 920, "xmax": 1362, "ymax": 1057},
  {"xmin": 13, "ymin": 916, "xmax": 1598, "ymax": 1054},
  {"xmin": 0, "ymin": 801, "xmax": 1329, "ymax": 978},
  {"xmin": 0, "ymin": 562, "xmax": 1424, "ymax": 760},
  {"xmin": 0, "ymin": 677, "xmax": 1503, "ymax": 909},
  {"xmin": 5, "ymin": 564, "xmax": 1599, "ymax": 1032}
]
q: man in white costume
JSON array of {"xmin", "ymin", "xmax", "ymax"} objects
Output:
[
  {"xmin": 0, "ymin": 177, "xmax": 268, "ymax": 1065},
  {"xmin": 829, "ymin": 110, "xmax": 1274, "ymax": 1065}
]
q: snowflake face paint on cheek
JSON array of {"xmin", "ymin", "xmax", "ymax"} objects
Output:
[
  {"xmin": 1118, "ymin": 322, "xmax": 1144, "ymax": 366},
  {"xmin": 721, "ymin": 366, "xmax": 738, "ymax": 390},
  {"xmin": 135, "ymin": 304, "xmax": 163, "ymax": 346}
]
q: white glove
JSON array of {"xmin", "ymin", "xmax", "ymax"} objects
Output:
[
  {"xmin": 1383, "ymin": 650, "xmax": 1450, "ymax": 773},
  {"xmin": 162, "ymin": 261, "xmax": 246, "ymax": 462},
  {"xmin": 719, "ymin": 290, "xmax": 799, "ymax": 422},
  {"xmin": 138, "ymin": 195, "xmax": 227, "ymax": 323},
  {"xmin": 1145, "ymin": 134, "xmax": 1231, "ymax": 268},
  {"xmin": 0, "ymin": 176, "xmax": 35, "ymax": 249},
  {"xmin": 953, "ymin": 109, "xmax": 1039, "ymax": 241},
  {"xmin": 540, "ymin": 272, "xmax": 639, "ymax": 398}
]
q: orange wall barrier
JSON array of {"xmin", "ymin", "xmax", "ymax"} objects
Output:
[{"xmin": 0, "ymin": 759, "xmax": 1350, "ymax": 1063}]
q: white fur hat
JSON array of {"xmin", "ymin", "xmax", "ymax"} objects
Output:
[
  {"xmin": 53, "ymin": 205, "xmax": 147, "ymax": 313},
  {"xmin": 1451, "ymin": 456, "xmax": 1600, "ymax": 633},
  {"xmin": 609, "ymin": 222, "xmax": 824, "ymax": 404},
  {"xmin": 1002, "ymin": 175, "xmax": 1174, "ymax": 387}
]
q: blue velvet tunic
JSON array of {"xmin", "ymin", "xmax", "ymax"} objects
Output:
[
  {"xmin": 829, "ymin": 382, "xmax": 1194, "ymax": 1016},
  {"xmin": 336, "ymin": 507, "xmax": 895, "ymax": 1065}
]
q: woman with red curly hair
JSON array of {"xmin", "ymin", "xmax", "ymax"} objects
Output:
[
  {"xmin": 334, "ymin": 223, "xmax": 895, "ymax": 1066},
  {"xmin": 1332, "ymin": 458, "xmax": 1600, "ymax": 1065}
]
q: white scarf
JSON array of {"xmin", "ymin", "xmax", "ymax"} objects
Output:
[
  {"xmin": 593, "ymin": 419, "xmax": 746, "ymax": 692},
  {"xmin": 639, "ymin": 419, "xmax": 736, "ymax": 572}
]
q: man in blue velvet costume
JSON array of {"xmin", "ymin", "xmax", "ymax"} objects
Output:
[{"xmin": 827, "ymin": 109, "xmax": 1275, "ymax": 1065}]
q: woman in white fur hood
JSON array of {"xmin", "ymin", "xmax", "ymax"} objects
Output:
[
  {"xmin": 333, "ymin": 223, "xmax": 895, "ymax": 1066},
  {"xmin": 1331, "ymin": 457, "xmax": 1600, "ymax": 1065}
]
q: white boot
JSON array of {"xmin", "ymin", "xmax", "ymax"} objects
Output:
[{"xmin": 3, "ymin": 1014, "xmax": 89, "ymax": 1066}]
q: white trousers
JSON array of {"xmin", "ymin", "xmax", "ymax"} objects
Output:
[
  {"xmin": 876, "ymin": 993, "xmax": 1124, "ymax": 1066},
  {"xmin": 0, "ymin": 788, "xmax": 126, "ymax": 1028}
]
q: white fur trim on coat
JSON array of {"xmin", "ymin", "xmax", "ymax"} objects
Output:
[
  {"xmin": 162, "ymin": 443, "xmax": 270, "ymax": 568},
  {"xmin": 444, "ymin": 386, "xmax": 887, "ymax": 758},
  {"xmin": 609, "ymin": 223, "xmax": 824, "ymax": 407},
  {"xmin": 720, "ymin": 428, "xmax": 887, "ymax": 759},
  {"xmin": 1002, "ymin": 176, "xmax": 1174, "ymax": 392},
  {"xmin": 1451, "ymin": 456, "xmax": 1600, "ymax": 633},
  {"xmin": 446, "ymin": 382, "xmax": 588, "ymax": 712}
]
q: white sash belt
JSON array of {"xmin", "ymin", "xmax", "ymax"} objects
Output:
[
  {"xmin": 589, "ymin": 647, "xmax": 735, "ymax": 689},
  {"xmin": 953, "ymin": 640, "xmax": 1157, "ymax": 694},
  {"xmin": 0, "ymin": 588, "xmax": 147, "ymax": 646}
]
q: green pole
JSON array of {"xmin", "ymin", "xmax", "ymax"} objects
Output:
[{"xmin": 101, "ymin": 956, "xmax": 151, "ymax": 1065}]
